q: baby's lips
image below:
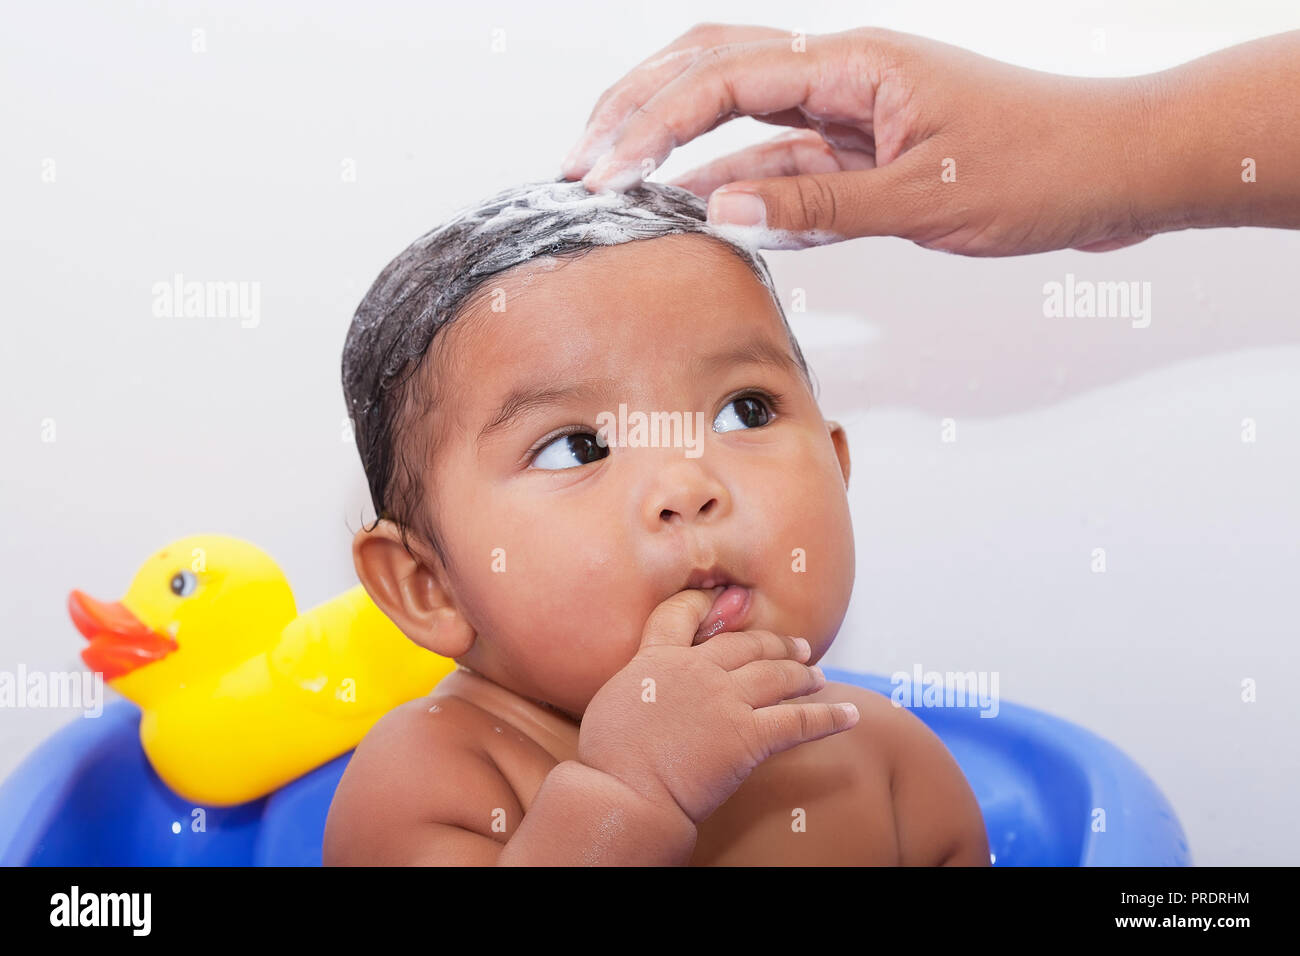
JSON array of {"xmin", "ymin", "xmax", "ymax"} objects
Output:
[{"xmin": 693, "ymin": 585, "xmax": 751, "ymax": 644}]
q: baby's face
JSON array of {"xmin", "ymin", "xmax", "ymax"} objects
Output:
[{"xmin": 426, "ymin": 233, "xmax": 854, "ymax": 719}]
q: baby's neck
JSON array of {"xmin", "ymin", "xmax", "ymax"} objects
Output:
[{"xmin": 445, "ymin": 664, "xmax": 583, "ymax": 750}]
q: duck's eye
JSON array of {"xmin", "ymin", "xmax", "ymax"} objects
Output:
[
  {"xmin": 532, "ymin": 432, "xmax": 609, "ymax": 470},
  {"xmin": 714, "ymin": 394, "xmax": 773, "ymax": 433},
  {"xmin": 170, "ymin": 570, "xmax": 198, "ymax": 597}
]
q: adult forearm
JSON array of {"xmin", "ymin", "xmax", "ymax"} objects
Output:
[{"xmin": 1133, "ymin": 30, "xmax": 1300, "ymax": 234}]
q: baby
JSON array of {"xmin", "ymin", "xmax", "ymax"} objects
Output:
[{"xmin": 324, "ymin": 177, "xmax": 990, "ymax": 865}]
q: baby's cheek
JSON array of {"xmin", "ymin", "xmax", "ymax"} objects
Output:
[
  {"xmin": 769, "ymin": 466, "xmax": 854, "ymax": 641},
  {"xmin": 812, "ymin": 474, "xmax": 856, "ymax": 639},
  {"xmin": 526, "ymin": 535, "xmax": 642, "ymax": 661}
]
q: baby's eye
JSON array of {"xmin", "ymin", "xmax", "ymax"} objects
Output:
[
  {"xmin": 714, "ymin": 394, "xmax": 774, "ymax": 433},
  {"xmin": 531, "ymin": 431, "xmax": 609, "ymax": 470}
]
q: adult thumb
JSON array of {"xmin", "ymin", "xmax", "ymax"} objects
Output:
[{"xmin": 706, "ymin": 164, "xmax": 927, "ymax": 245}]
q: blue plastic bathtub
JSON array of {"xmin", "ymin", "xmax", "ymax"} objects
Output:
[{"xmin": 0, "ymin": 668, "xmax": 1190, "ymax": 865}]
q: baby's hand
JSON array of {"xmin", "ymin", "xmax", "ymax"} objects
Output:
[{"xmin": 577, "ymin": 588, "xmax": 859, "ymax": 824}]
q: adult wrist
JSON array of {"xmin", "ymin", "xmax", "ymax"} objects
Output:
[
  {"xmin": 1103, "ymin": 71, "xmax": 1191, "ymax": 238},
  {"xmin": 1120, "ymin": 39, "xmax": 1300, "ymax": 235}
]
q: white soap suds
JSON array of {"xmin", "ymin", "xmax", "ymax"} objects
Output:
[
  {"xmin": 710, "ymin": 222, "xmax": 847, "ymax": 252},
  {"xmin": 563, "ymin": 126, "xmax": 620, "ymax": 177},
  {"xmin": 443, "ymin": 179, "xmax": 792, "ymax": 277},
  {"xmin": 585, "ymin": 154, "xmax": 655, "ymax": 194},
  {"xmin": 342, "ymin": 177, "xmax": 814, "ymax": 470}
]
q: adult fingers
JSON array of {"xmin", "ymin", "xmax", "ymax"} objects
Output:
[
  {"xmin": 561, "ymin": 23, "xmax": 793, "ymax": 177},
  {"xmin": 666, "ymin": 129, "xmax": 866, "ymax": 198},
  {"xmin": 703, "ymin": 145, "xmax": 943, "ymax": 247},
  {"xmin": 575, "ymin": 34, "xmax": 860, "ymax": 193}
]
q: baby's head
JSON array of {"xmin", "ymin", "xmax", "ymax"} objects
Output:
[{"xmin": 342, "ymin": 178, "xmax": 854, "ymax": 721}]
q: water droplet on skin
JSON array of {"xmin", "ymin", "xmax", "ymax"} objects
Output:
[
  {"xmin": 428, "ymin": 703, "xmax": 442, "ymax": 714},
  {"xmin": 493, "ymin": 726, "xmax": 503, "ymax": 734}
]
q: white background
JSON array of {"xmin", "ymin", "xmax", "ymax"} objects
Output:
[{"xmin": 2, "ymin": 0, "xmax": 1298, "ymax": 864}]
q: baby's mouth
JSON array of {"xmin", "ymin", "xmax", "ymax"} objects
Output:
[
  {"xmin": 692, "ymin": 584, "xmax": 751, "ymax": 645},
  {"xmin": 678, "ymin": 562, "xmax": 753, "ymax": 644}
]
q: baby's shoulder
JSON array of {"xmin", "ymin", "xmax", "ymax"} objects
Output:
[
  {"xmin": 819, "ymin": 680, "xmax": 991, "ymax": 865},
  {"xmin": 350, "ymin": 690, "xmax": 505, "ymax": 769},
  {"xmin": 798, "ymin": 680, "xmax": 911, "ymax": 776},
  {"xmin": 819, "ymin": 681, "xmax": 906, "ymax": 746},
  {"xmin": 322, "ymin": 691, "xmax": 520, "ymax": 865}
]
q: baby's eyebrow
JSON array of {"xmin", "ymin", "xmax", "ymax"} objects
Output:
[
  {"xmin": 689, "ymin": 340, "xmax": 804, "ymax": 380},
  {"xmin": 478, "ymin": 378, "xmax": 618, "ymax": 444},
  {"xmin": 477, "ymin": 338, "xmax": 801, "ymax": 444}
]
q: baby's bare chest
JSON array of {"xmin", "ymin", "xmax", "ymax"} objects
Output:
[
  {"xmin": 687, "ymin": 735, "xmax": 899, "ymax": 865},
  {"xmin": 483, "ymin": 714, "xmax": 899, "ymax": 865}
]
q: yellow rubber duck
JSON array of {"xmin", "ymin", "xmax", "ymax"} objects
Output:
[{"xmin": 67, "ymin": 534, "xmax": 455, "ymax": 806}]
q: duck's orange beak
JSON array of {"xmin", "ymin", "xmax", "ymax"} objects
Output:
[{"xmin": 69, "ymin": 590, "xmax": 178, "ymax": 681}]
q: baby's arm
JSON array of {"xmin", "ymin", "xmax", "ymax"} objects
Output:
[
  {"xmin": 879, "ymin": 698, "xmax": 991, "ymax": 866},
  {"xmin": 322, "ymin": 696, "xmax": 696, "ymax": 866}
]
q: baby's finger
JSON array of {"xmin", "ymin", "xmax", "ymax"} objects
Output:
[
  {"xmin": 638, "ymin": 588, "xmax": 719, "ymax": 650},
  {"xmin": 561, "ymin": 23, "xmax": 791, "ymax": 178},
  {"xmin": 667, "ymin": 129, "xmax": 853, "ymax": 198},
  {"xmin": 580, "ymin": 34, "xmax": 842, "ymax": 193},
  {"xmin": 751, "ymin": 701, "xmax": 861, "ymax": 758},
  {"xmin": 698, "ymin": 629, "xmax": 811, "ymax": 670},
  {"xmin": 730, "ymin": 658, "xmax": 826, "ymax": 708}
]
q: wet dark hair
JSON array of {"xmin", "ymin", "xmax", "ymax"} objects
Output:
[{"xmin": 341, "ymin": 176, "xmax": 814, "ymax": 566}]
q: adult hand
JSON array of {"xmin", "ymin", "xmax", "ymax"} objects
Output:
[{"xmin": 559, "ymin": 24, "xmax": 1300, "ymax": 255}]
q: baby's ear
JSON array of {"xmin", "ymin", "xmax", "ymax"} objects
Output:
[
  {"xmin": 826, "ymin": 420, "xmax": 851, "ymax": 488},
  {"xmin": 352, "ymin": 521, "xmax": 475, "ymax": 658}
]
